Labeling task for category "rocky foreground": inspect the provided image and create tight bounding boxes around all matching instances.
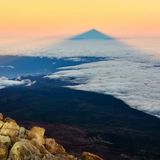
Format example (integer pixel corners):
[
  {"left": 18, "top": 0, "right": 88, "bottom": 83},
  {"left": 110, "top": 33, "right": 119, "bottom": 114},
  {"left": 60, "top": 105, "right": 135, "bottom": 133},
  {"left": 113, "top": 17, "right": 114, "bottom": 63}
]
[{"left": 0, "top": 113, "right": 103, "bottom": 160}]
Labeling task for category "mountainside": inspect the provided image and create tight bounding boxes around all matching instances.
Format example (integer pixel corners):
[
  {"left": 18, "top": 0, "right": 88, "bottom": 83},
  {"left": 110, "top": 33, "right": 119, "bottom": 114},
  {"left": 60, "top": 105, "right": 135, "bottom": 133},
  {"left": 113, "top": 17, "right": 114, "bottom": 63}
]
[
  {"left": 0, "top": 113, "right": 102, "bottom": 160},
  {"left": 0, "top": 77, "right": 160, "bottom": 160},
  {"left": 69, "top": 29, "right": 114, "bottom": 40}
]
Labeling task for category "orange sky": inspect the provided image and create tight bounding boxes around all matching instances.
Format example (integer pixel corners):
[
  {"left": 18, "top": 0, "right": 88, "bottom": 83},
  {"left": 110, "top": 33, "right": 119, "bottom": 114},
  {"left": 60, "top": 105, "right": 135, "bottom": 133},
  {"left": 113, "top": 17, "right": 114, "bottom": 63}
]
[{"left": 0, "top": 0, "right": 160, "bottom": 37}]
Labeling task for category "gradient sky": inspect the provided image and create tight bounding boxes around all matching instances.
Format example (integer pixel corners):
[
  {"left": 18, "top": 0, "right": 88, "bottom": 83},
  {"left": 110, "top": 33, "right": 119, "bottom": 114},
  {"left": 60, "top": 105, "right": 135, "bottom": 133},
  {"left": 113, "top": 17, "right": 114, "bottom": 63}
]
[{"left": 0, "top": 0, "right": 160, "bottom": 37}]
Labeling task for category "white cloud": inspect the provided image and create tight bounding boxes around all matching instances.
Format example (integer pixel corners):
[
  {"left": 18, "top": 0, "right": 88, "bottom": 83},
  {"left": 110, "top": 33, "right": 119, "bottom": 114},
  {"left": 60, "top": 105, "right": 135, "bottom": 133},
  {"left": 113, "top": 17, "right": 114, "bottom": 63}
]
[
  {"left": 46, "top": 59, "right": 160, "bottom": 117},
  {"left": 1, "top": 38, "right": 160, "bottom": 117},
  {"left": 0, "top": 77, "right": 36, "bottom": 89}
]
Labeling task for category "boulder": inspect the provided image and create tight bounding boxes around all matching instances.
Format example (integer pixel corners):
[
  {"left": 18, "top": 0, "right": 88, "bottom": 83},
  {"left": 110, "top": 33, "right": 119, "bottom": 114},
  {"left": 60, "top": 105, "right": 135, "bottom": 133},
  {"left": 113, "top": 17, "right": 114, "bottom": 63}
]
[
  {"left": 9, "top": 140, "right": 42, "bottom": 160},
  {"left": 9, "top": 140, "right": 57, "bottom": 160},
  {"left": 19, "top": 127, "right": 26, "bottom": 138},
  {"left": 0, "top": 146, "right": 8, "bottom": 160},
  {"left": 0, "top": 135, "right": 11, "bottom": 147},
  {"left": 81, "top": 152, "right": 103, "bottom": 160},
  {"left": 0, "top": 121, "right": 20, "bottom": 137},
  {"left": 27, "top": 127, "right": 45, "bottom": 145},
  {"left": 0, "top": 135, "right": 11, "bottom": 160}
]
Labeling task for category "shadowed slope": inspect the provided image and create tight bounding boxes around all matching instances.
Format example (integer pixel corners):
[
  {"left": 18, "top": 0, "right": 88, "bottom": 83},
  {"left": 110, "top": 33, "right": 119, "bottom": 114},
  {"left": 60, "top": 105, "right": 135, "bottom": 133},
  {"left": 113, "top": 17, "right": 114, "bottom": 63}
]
[
  {"left": 0, "top": 77, "right": 160, "bottom": 159},
  {"left": 69, "top": 29, "right": 114, "bottom": 40}
]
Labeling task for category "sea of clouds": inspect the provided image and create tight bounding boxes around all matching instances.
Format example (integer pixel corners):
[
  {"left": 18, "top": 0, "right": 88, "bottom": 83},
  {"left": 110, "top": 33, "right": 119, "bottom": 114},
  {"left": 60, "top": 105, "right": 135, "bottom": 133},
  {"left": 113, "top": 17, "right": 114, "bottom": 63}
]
[
  {"left": 0, "top": 38, "right": 160, "bottom": 117},
  {"left": 46, "top": 59, "right": 160, "bottom": 117},
  {"left": 45, "top": 39, "right": 160, "bottom": 117}
]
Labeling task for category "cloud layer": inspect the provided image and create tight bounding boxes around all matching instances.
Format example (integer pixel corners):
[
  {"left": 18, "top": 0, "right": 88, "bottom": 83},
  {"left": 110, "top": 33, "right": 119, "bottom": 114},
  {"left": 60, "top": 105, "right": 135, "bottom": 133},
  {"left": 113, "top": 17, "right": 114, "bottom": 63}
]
[
  {"left": 46, "top": 57, "right": 160, "bottom": 117},
  {"left": 0, "top": 77, "right": 35, "bottom": 89}
]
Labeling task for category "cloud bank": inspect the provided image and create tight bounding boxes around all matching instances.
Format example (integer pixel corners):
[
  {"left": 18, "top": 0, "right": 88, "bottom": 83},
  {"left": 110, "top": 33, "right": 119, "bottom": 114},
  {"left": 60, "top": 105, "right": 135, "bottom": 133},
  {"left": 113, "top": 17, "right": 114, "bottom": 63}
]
[
  {"left": 0, "top": 77, "right": 36, "bottom": 89},
  {"left": 46, "top": 58, "right": 160, "bottom": 117}
]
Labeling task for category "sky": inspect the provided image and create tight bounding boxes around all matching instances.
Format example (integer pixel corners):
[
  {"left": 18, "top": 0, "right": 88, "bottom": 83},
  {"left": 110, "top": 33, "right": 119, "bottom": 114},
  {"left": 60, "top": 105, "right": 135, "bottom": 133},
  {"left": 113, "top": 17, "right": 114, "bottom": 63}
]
[{"left": 0, "top": 0, "right": 160, "bottom": 37}]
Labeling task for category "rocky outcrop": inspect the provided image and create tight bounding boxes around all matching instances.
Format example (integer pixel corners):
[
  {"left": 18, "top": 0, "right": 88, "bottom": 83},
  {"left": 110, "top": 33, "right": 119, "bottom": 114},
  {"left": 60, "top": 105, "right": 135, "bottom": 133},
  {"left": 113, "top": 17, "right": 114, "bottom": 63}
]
[
  {"left": 27, "top": 127, "right": 45, "bottom": 145},
  {"left": 0, "top": 113, "right": 103, "bottom": 160}
]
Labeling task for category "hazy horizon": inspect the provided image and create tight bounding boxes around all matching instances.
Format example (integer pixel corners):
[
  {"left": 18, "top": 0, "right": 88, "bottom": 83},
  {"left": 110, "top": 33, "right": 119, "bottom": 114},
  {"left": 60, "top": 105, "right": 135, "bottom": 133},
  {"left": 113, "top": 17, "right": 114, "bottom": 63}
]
[{"left": 0, "top": 33, "right": 160, "bottom": 58}]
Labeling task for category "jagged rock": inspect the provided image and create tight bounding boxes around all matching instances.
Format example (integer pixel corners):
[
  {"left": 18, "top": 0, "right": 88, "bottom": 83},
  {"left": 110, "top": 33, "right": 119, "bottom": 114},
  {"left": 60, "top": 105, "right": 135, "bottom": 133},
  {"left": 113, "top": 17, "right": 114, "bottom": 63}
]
[
  {"left": 30, "top": 139, "right": 51, "bottom": 155},
  {"left": 9, "top": 139, "right": 59, "bottom": 160},
  {"left": 27, "top": 127, "right": 45, "bottom": 145},
  {"left": 0, "top": 120, "right": 20, "bottom": 137},
  {"left": 0, "top": 114, "right": 103, "bottom": 160},
  {"left": 19, "top": 127, "right": 26, "bottom": 138},
  {"left": 0, "top": 121, "right": 4, "bottom": 129},
  {"left": 0, "top": 146, "right": 8, "bottom": 160},
  {"left": 0, "top": 135, "right": 11, "bottom": 160},
  {"left": 81, "top": 152, "right": 103, "bottom": 160},
  {"left": 45, "top": 138, "right": 66, "bottom": 154},
  {"left": 0, "top": 113, "right": 3, "bottom": 121},
  {"left": 0, "top": 135, "right": 11, "bottom": 147},
  {"left": 9, "top": 140, "right": 43, "bottom": 160}
]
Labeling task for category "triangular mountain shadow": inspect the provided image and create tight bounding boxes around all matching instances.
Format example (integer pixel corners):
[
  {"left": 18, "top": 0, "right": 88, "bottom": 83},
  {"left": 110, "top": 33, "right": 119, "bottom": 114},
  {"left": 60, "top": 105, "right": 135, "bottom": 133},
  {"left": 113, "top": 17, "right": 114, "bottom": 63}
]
[{"left": 69, "top": 29, "right": 114, "bottom": 40}]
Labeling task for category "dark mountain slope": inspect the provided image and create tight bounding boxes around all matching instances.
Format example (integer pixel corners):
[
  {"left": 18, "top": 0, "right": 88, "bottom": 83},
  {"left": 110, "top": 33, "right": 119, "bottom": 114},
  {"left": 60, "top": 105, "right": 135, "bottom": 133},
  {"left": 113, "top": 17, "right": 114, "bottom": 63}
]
[{"left": 0, "top": 78, "right": 160, "bottom": 159}]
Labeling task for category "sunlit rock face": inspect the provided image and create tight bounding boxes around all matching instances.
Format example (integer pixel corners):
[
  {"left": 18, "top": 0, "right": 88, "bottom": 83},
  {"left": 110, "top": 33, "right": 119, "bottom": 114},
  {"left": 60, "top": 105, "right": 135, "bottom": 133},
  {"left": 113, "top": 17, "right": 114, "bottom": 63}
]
[{"left": 0, "top": 113, "right": 103, "bottom": 160}]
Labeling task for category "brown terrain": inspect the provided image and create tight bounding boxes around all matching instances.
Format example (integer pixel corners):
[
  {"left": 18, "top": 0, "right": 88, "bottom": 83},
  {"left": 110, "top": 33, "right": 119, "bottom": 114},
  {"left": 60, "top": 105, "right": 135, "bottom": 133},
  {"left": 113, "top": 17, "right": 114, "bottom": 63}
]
[{"left": 0, "top": 113, "right": 103, "bottom": 160}]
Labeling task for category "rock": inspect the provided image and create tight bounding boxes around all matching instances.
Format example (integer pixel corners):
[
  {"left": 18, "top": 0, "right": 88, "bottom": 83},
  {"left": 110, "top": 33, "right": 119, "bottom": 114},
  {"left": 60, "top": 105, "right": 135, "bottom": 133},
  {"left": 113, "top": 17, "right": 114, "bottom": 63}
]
[
  {"left": 0, "top": 135, "right": 11, "bottom": 160},
  {"left": 0, "top": 113, "right": 103, "bottom": 160},
  {"left": 0, "top": 135, "right": 11, "bottom": 147},
  {"left": 81, "top": 152, "right": 103, "bottom": 160},
  {"left": 0, "top": 146, "right": 8, "bottom": 160},
  {"left": 27, "top": 127, "right": 45, "bottom": 145},
  {"left": 9, "top": 140, "right": 42, "bottom": 160},
  {"left": 0, "top": 121, "right": 4, "bottom": 129},
  {"left": 9, "top": 140, "right": 57, "bottom": 160},
  {"left": 0, "top": 121, "right": 20, "bottom": 137},
  {"left": 9, "top": 139, "right": 76, "bottom": 160},
  {"left": 30, "top": 139, "right": 50, "bottom": 155},
  {"left": 45, "top": 138, "right": 65, "bottom": 154},
  {"left": 19, "top": 127, "right": 26, "bottom": 138},
  {"left": 0, "top": 113, "right": 3, "bottom": 121}
]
